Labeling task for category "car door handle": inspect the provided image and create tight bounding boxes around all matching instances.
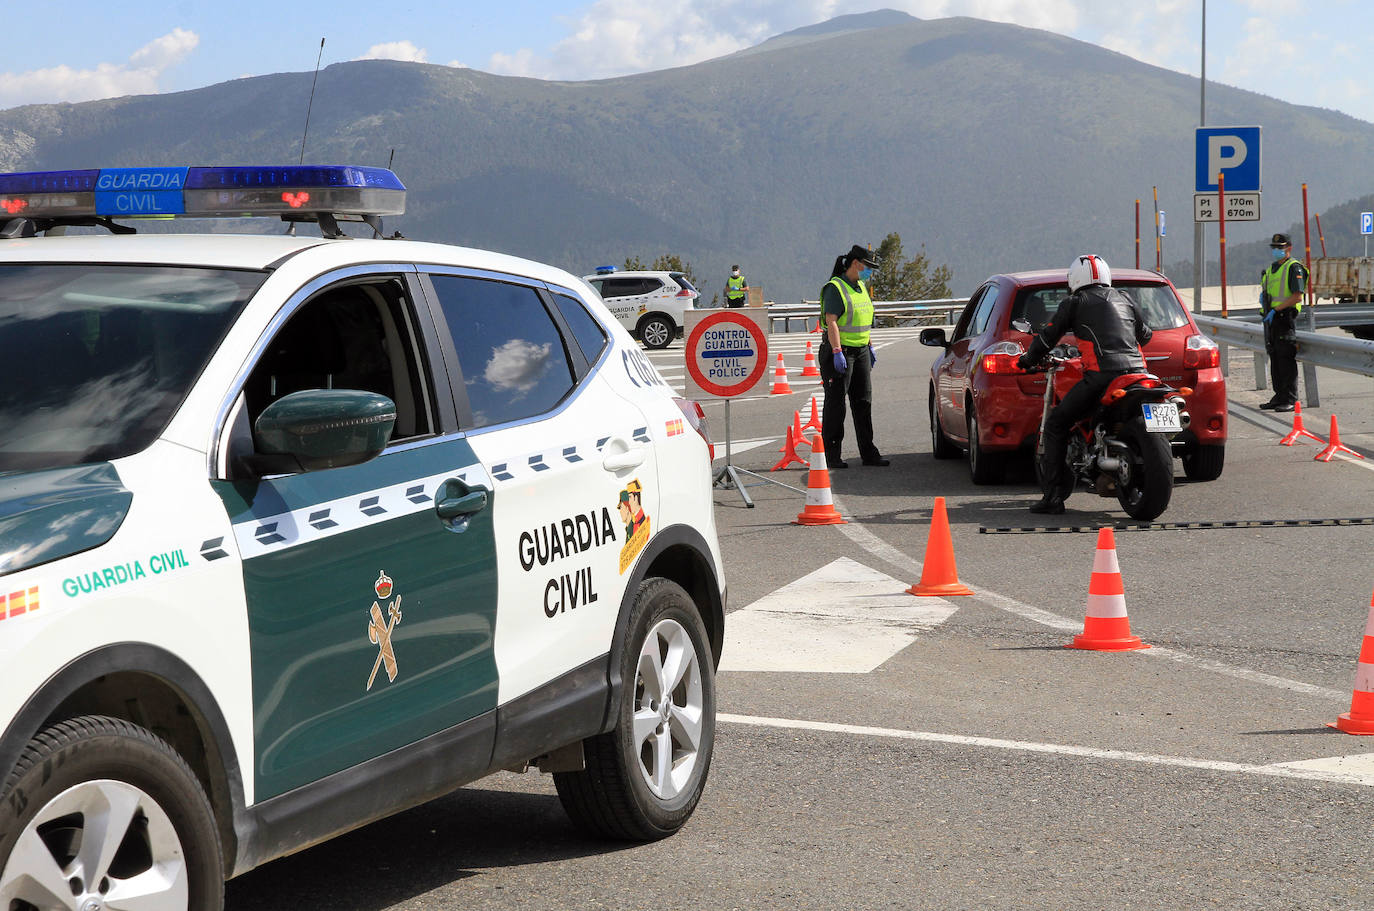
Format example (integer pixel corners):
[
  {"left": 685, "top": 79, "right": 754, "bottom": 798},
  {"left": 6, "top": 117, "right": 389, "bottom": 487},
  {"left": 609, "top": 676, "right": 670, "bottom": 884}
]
[
  {"left": 601, "top": 437, "right": 646, "bottom": 472},
  {"left": 435, "top": 478, "right": 488, "bottom": 520}
]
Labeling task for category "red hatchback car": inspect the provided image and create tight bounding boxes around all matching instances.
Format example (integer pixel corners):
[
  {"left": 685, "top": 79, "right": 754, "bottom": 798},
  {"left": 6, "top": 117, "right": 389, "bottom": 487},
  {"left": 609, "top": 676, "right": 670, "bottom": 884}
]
[{"left": 921, "top": 269, "right": 1226, "bottom": 484}]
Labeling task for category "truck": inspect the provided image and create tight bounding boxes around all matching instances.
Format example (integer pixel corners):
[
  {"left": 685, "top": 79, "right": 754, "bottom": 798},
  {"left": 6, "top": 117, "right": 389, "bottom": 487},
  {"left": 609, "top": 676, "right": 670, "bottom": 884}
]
[{"left": 1310, "top": 257, "right": 1374, "bottom": 339}]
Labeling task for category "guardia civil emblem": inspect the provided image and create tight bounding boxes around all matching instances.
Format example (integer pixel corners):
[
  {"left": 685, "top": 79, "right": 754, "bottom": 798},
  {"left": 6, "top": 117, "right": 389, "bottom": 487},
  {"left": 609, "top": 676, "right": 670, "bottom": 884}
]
[{"left": 366, "top": 570, "right": 403, "bottom": 691}]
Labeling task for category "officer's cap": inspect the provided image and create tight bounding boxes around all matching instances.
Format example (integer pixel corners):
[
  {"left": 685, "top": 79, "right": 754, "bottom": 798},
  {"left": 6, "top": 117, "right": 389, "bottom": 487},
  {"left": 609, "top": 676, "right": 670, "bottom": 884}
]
[
  {"left": 845, "top": 245, "right": 881, "bottom": 268},
  {"left": 1269, "top": 233, "right": 1292, "bottom": 248}
]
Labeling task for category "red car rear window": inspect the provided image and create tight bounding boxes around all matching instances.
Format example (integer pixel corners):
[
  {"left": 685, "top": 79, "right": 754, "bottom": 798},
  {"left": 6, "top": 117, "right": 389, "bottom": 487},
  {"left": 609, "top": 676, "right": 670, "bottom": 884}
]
[{"left": 1010, "top": 282, "right": 1190, "bottom": 334}]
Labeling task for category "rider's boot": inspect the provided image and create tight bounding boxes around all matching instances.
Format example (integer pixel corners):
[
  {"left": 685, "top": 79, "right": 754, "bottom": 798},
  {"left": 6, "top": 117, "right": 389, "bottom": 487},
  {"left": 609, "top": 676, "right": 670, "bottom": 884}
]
[{"left": 1029, "top": 495, "right": 1065, "bottom": 515}]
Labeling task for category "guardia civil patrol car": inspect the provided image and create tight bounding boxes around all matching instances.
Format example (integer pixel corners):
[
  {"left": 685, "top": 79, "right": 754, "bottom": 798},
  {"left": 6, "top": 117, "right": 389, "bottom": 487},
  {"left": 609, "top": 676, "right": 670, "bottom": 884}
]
[{"left": 0, "top": 166, "right": 725, "bottom": 909}]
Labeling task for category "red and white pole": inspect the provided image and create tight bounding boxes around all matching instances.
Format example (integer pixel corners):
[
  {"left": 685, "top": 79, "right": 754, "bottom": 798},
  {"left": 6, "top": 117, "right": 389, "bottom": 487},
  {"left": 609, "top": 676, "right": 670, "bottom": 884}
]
[{"left": 1218, "top": 172, "right": 1227, "bottom": 319}]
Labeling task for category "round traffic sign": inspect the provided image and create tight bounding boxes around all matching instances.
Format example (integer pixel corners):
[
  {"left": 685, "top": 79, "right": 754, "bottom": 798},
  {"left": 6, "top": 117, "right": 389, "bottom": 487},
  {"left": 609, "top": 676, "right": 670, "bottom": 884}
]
[{"left": 684, "top": 310, "right": 769, "bottom": 398}]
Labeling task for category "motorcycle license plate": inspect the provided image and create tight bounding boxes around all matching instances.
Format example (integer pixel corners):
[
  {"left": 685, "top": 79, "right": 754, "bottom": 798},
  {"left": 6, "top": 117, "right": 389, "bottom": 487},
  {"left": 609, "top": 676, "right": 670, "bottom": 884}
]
[{"left": 1141, "top": 402, "right": 1181, "bottom": 432}]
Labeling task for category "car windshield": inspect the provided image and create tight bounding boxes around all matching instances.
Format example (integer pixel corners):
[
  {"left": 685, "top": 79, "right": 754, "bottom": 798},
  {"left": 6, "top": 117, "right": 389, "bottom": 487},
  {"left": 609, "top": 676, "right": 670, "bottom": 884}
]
[
  {"left": 0, "top": 264, "right": 264, "bottom": 472},
  {"left": 1010, "top": 281, "right": 1190, "bottom": 334}
]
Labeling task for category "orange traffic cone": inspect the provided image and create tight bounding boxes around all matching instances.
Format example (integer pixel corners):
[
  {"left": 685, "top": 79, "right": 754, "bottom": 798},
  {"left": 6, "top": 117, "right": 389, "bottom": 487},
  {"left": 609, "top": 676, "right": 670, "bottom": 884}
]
[
  {"left": 1329, "top": 591, "right": 1374, "bottom": 734},
  {"left": 770, "top": 352, "right": 793, "bottom": 395},
  {"left": 777, "top": 410, "right": 804, "bottom": 451},
  {"left": 801, "top": 396, "right": 823, "bottom": 434},
  {"left": 793, "top": 434, "right": 845, "bottom": 526},
  {"left": 801, "top": 342, "right": 821, "bottom": 377},
  {"left": 1314, "top": 414, "right": 1364, "bottom": 462},
  {"left": 906, "top": 497, "right": 973, "bottom": 597},
  {"left": 771, "top": 420, "right": 811, "bottom": 471},
  {"left": 1279, "top": 402, "right": 1324, "bottom": 446},
  {"left": 1066, "top": 527, "right": 1149, "bottom": 651}
]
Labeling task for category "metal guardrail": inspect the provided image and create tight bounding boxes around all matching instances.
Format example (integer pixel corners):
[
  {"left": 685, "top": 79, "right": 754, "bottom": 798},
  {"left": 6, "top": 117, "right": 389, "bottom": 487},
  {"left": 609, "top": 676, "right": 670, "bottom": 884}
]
[
  {"left": 767, "top": 298, "right": 965, "bottom": 333},
  {"left": 1194, "top": 312, "right": 1374, "bottom": 409},
  {"left": 1213, "top": 301, "right": 1374, "bottom": 330}
]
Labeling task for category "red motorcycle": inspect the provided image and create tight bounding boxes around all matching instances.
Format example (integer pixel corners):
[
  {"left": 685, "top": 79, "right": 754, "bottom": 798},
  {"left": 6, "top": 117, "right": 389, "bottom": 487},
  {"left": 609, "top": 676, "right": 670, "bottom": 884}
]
[{"left": 1028, "top": 345, "right": 1190, "bottom": 521}]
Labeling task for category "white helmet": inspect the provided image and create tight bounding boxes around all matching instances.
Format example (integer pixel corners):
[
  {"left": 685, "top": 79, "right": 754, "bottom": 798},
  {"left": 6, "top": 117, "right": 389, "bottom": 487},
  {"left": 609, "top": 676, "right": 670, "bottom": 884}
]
[{"left": 1067, "top": 254, "right": 1112, "bottom": 292}]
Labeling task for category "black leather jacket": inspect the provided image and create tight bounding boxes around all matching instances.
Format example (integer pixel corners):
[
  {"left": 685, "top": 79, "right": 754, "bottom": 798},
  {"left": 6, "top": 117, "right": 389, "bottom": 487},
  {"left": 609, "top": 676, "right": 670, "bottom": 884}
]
[{"left": 1024, "top": 285, "right": 1152, "bottom": 374}]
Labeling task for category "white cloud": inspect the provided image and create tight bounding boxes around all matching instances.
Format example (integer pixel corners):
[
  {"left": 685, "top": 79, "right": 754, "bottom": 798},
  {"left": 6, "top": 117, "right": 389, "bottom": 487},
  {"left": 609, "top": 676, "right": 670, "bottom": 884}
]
[
  {"left": 0, "top": 29, "right": 199, "bottom": 109},
  {"left": 355, "top": 41, "right": 429, "bottom": 63}
]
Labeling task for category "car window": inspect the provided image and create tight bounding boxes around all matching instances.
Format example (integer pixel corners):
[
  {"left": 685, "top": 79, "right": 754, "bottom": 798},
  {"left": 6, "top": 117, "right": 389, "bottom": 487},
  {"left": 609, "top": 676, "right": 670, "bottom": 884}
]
[
  {"left": 639, "top": 278, "right": 665, "bottom": 295},
  {"left": 952, "top": 285, "right": 995, "bottom": 342},
  {"left": 552, "top": 292, "right": 608, "bottom": 364},
  {"left": 1010, "top": 282, "right": 1190, "bottom": 333},
  {"left": 240, "top": 277, "right": 434, "bottom": 443},
  {"left": 0, "top": 264, "right": 262, "bottom": 472},
  {"left": 597, "top": 278, "right": 637, "bottom": 299},
  {"left": 670, "top": 272, "right": 696, "bottom": 292},
  {"left": 428, "top": 275, "right": 577, "bottom": 428}
]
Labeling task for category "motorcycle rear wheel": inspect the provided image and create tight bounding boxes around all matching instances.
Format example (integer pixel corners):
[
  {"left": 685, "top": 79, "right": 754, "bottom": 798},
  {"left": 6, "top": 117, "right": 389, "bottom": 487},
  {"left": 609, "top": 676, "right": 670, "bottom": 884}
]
[{"left": 1116, "top": 420, "right": 1173, "bottom": 520}]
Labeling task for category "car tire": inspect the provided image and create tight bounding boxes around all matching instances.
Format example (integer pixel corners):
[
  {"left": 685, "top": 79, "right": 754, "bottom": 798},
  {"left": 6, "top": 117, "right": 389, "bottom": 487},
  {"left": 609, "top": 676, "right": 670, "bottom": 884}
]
[
  {"left": 967, "top": 407, "right": 1003, "bottom": 484},
  {"left": 554, "top": 578, "right": 715, "bottom": 841},
  {"left": 1182, "top": 443, "right": 1225, "bottom": 481},
  {"left": 0, "top": 715, "right": 224, "bottom": 911},
  {"left": 930, "top": 387, "right": 958, "bottom": 459},
  {"left": 637, "top": 315, "right": 675, "bottom": 350}
]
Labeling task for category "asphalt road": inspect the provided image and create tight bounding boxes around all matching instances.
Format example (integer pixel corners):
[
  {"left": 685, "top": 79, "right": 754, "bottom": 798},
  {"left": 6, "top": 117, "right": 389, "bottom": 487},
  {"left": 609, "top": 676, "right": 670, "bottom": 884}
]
[{"left": 226, "top": 329, "right": 1374, "bottom": 910}]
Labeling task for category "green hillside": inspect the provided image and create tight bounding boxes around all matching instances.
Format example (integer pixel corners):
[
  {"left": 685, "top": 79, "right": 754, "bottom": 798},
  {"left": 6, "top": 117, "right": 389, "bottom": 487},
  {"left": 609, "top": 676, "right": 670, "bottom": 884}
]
[{"left": 2, "top": 13, "right": 1371, "bottom": 300}]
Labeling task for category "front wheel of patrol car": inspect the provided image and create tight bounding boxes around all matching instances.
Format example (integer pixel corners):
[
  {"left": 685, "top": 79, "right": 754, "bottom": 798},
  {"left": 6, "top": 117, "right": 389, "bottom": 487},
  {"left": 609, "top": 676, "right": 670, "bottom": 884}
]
[
  {"left": 554, "top": 578, "right": 715, "bottom": 841},
  {"left": 637, "top": 315, "right": 675, "bottom": 350},
  {"left": 0, "top": 715, "right": 224, "bottom": 911}
]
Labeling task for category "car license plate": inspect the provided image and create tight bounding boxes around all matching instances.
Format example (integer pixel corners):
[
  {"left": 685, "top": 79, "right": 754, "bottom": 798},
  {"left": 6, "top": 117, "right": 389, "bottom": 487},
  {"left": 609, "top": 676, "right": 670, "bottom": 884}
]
[{"left": 1141, "top": 402, "right": 1181, "bottom": 432}]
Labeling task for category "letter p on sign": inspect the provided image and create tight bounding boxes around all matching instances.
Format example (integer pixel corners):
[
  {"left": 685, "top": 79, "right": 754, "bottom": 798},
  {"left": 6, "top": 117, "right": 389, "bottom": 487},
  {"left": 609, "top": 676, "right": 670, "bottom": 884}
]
[{"left": 1195, "top": 126, "right": 1261, "bottom": 193}]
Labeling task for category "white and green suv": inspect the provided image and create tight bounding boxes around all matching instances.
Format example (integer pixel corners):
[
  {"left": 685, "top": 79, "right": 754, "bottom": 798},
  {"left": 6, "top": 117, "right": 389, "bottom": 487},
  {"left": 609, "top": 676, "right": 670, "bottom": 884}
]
[
  {"left": 582, "top": 268, "right": 699, "bottom": 349},
  {"left": 0, "top": 166, "right": 725, "bottom": 910}
]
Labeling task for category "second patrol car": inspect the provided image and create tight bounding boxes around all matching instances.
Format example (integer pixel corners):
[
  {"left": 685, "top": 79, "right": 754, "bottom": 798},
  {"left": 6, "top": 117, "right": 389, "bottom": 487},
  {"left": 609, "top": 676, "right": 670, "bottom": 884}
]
[{"left": 0, "top": 165, "right": 725, "bottom": 910}]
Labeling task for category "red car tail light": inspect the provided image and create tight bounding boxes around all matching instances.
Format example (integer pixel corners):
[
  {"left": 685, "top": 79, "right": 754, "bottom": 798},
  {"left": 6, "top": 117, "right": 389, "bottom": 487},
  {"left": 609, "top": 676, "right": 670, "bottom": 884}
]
[
  {"left": 1183, "top": 333, "right": 1219, "bottom": 369},
  {"left": 980, "top": 341, "right": 1024, "bottom": 375},
  {"left": 676, "top": 287, "right": 695, "bottom": 297},
  {"left": 674, "top": 397, "right": 713, "bottom": 460}
]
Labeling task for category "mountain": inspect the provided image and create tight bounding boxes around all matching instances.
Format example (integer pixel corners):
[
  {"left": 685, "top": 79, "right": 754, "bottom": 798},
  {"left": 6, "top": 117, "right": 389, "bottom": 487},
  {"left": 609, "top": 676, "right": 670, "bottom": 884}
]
[{"left": 2, "top": 14, "right": 1372, "bottom": 302}]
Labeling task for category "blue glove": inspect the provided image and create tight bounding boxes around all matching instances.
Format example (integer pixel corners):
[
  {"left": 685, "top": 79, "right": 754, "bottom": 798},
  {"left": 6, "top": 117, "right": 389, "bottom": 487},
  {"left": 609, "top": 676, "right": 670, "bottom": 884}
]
[
  {"left": 868, "top": 345, "right": 877, "bottom": 369},
  {"left": 1263, "top": 309, "right": 1275, "bottom": 324},
  {"left": 832, "top": 350, "right": 848, "bottom": 373}
]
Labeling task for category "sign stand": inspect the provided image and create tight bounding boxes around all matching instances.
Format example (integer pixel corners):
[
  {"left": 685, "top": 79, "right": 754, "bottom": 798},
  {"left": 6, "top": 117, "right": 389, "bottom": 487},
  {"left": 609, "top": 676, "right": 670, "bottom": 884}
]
[
  {"left": 711, "top": 399, "right": 802, "bottom": 508},
  {"left": 684, "top": 308, "right": 803, "bottom": 508}
]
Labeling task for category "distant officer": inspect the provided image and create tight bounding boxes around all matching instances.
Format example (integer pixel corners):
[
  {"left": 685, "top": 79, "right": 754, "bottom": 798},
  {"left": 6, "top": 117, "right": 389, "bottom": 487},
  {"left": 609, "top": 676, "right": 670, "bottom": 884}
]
[
  {"left": 724, "top": 265, "right": 748, "bottom": 308},
  {"left": 818, "top": 244, "right": 888, "bottom": 468},
  {"left": 1258, "top": 233, "right": 1307, "bottom": 412}
]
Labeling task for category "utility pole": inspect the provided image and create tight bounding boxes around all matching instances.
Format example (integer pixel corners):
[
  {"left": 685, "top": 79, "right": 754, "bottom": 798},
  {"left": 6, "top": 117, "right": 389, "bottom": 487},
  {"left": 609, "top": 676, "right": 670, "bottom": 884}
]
[{"left": 1192, "top": 0, "right": 1206, "bottom": 313}]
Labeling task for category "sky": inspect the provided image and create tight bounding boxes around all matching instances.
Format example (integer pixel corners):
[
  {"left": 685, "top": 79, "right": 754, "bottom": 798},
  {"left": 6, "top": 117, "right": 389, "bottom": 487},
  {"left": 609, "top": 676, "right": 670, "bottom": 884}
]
[{"left": 3, "top": 1, "right": 1371, "bottom": 124}]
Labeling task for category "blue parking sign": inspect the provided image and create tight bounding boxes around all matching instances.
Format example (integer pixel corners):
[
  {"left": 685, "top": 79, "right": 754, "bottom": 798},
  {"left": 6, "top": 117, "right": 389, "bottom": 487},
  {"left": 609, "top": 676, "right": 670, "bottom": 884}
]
[
  {"left": 1195, "top": 127, "right": 1261, "bottom": 192},
  {"left": 1362, "top": 212, "right": 1373, "bottom": 236}
]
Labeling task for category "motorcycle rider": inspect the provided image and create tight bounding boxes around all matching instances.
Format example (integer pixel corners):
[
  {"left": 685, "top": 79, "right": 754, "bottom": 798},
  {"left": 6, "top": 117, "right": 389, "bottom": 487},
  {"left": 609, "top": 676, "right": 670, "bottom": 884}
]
[{"left": 1016, "top": 255, "right": 1153, "bottom": 514}]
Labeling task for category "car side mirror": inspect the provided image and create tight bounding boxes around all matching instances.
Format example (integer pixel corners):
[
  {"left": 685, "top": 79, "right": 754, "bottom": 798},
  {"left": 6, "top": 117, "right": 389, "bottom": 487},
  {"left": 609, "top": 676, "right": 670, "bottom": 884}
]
[
  {"left": 255, "top": 389, "right": 396, "bottom": 473},
  {"left": 919, "top": 327, "right": 948, "bottom": 348}
]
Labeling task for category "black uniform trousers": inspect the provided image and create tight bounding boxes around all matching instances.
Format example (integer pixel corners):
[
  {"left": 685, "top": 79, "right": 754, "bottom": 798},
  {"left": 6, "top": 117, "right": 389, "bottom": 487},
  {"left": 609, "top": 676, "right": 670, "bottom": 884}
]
[
  {"left": 1038, "top": 370, "right": 1116, "bottom": 501},
  {"left": 818, "top": 341, "right": 879, "bottom": 463},
  {"left": 725, "top": 295, "right": 746, "bottom": 309},
  {"left": 1264, "top": 311, "right": 1299, "bottom": 405}
]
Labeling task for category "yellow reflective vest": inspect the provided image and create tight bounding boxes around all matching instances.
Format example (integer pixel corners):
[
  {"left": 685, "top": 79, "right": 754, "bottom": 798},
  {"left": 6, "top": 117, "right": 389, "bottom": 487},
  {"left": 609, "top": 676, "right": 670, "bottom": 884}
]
[
  {"left": 822, "top": 277, "right": 874, "bottom": 346},
  {"left": 1262, "top": 257, "right": 1305, "bottom": 313}
]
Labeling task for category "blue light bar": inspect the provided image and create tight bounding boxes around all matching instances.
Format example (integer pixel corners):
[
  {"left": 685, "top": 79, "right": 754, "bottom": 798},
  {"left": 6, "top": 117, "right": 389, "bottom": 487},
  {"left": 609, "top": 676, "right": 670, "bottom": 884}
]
[
  {"left": 0, "top": 165, "right": 406, "bottom": 221},
  {"left": 595, "top": 265, "right": 616, "bottom": 274}
]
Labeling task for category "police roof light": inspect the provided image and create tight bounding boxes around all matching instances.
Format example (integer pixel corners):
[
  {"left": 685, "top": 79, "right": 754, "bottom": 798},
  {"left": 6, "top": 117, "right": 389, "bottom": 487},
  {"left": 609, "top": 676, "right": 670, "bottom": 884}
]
[
  {"left": 595, "top": 265, "right": 616, "bottom": 274},
  {"left": 0, "top": 165, "right": 406, "bottom": 221}
]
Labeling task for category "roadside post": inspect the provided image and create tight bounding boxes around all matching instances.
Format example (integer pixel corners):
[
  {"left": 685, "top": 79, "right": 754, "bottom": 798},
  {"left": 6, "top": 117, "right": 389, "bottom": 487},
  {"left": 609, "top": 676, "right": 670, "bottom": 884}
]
[
  {"left": 1302, "top": 183, "right": 1319, "bottom": 407},
  {"left": 685, "top": 308, "right": 800, "bottom": 507}
]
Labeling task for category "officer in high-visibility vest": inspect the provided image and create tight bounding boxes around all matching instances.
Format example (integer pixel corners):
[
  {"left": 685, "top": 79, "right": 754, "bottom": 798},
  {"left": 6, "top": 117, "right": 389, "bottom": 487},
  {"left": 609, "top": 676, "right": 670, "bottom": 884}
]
[
  {"left": 1258, "top": 233, "right": 1307, "bottom": 413},
  {"left": 818, "top": 244, "right": 888, "bottom": 468},
  {"left": 724, "top": 265, "right": 748, "bottom": 308}
]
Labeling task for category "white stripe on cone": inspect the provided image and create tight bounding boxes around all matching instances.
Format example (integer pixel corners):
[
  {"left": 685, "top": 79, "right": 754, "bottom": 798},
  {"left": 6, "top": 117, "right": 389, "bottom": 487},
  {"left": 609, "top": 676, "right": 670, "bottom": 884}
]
[
  {"left": 1085, "top": 592, "right": 1128, "bottom": 619},
  {"left": 1092, "top": 548, "right": 1120, "bottom": 574}
]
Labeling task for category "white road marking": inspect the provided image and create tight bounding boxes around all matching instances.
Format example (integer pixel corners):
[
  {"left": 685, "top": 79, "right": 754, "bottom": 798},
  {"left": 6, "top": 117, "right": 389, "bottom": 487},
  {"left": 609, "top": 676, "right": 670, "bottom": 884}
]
[
  {"left": 718, "top": 713, "right": 1374, "bottom": 788},
  {"left": 712, "top": 438, "right": 776, "bottom": 460},
  {"left": 718, "top": 557, "right": 959, "bottom": 673}
]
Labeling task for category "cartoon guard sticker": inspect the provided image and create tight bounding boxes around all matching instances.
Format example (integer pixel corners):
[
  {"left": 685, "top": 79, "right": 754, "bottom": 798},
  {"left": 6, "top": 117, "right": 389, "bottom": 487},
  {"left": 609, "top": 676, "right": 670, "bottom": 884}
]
[
  {"left": 617, "top": 479, "right": 651, "bottom": 574},
  {"left": 366, "top": 570, "right": 403, "bottom": 691}
]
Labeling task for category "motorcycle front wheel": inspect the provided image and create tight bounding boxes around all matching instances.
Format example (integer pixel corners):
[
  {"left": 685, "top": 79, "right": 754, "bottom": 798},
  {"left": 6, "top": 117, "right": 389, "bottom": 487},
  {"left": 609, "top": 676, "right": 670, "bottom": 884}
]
[{"left": 1116, "top": 419, "right": 1173, "bottom": 520}]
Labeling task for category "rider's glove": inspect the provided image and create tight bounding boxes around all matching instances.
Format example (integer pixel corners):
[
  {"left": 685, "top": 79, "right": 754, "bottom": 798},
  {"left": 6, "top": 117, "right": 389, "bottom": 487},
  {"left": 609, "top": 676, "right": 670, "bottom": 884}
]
[
  {"left": 1016, "top": 354, "right": 1034, "bottom": 372},
  {"left": 868, "top": 345, "right": 877, "bottom": 369},
  {"left": 832, "top": 350, "right": 848, "bottom": 373},
  {"left": 1263, "top": 309, "right": 1276, "bottom": 324}
]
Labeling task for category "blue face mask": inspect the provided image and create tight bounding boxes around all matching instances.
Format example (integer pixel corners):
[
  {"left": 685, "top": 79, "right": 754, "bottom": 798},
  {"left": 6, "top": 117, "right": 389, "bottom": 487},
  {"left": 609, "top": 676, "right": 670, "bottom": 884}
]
[
  {"left": 859, "top": 268, "right": 873, "bottom": 282},
  {"left": 1271, "top": 248, "right": 1287, "bottom": 261}
]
